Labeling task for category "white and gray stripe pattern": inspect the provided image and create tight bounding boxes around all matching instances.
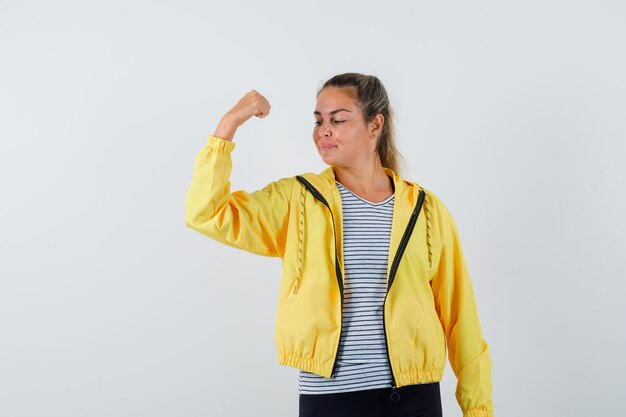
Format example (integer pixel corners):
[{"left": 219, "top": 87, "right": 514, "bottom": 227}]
[{"left": 298, "top": 180, "right": 395, "bottom": 395}]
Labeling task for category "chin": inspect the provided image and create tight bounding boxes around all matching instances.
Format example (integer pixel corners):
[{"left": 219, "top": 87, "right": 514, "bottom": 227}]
[{"left": 321, "top": 155, "right": 336, "bottom": 165}]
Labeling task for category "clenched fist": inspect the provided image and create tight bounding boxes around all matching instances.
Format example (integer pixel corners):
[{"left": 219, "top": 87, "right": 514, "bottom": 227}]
[{"left": 213, "top": 90, "right": 271, "bottom": 141}]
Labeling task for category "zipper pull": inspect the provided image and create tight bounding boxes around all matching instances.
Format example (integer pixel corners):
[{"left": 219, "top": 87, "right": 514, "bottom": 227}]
[{"left": 390, "top": 385, "right": 400, "bottom": 402}]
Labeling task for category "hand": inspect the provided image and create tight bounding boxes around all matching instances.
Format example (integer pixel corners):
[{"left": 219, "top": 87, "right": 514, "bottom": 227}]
[
  {"left": 213, "top": 90, "right": 271, "bottom": 141},
  {"left": 225, "top": 89, "right": 271, "bottom": 126}
]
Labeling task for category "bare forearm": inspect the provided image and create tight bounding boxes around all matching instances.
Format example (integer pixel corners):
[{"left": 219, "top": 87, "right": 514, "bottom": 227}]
[{"left": 213, "top": 114, "right": 240, "bottom": 142}]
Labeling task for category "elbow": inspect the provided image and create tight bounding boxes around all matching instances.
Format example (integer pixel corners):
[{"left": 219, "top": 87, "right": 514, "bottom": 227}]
[
  {"left": 184, "top": 204, "right": 206, "bottom": 231},
  {"left": 184, "top": 204, "right": 196, "bottom": 229},
  {"left": 185, "top": 208, "right": 209, "bottom": 231},
  {"left": 184, "top": 204, "right": 222, "bottom": 237},
  {"left": 184, "top": 214, "right": 199, "bottom": 232},
  {"left": 184, "top": 197, "right": 214, "bottom": 230},
  {"left": 184, "top": 216, "right": 195, "bottom": 229}
]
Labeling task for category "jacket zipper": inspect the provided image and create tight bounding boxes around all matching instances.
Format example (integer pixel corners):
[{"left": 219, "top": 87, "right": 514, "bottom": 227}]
[
  {"left": 296, "top": 176, "right": 344, "bottom": 379},
  {"left": 383, "top": 188, "right": 425, "bottom": 401},
  {"left": 295, "top": 176, "right": 425, "bottom": 399}
]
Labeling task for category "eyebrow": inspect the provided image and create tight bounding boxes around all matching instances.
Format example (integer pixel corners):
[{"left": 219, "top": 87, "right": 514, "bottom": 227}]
[{"left": 313, "top": 108, "right": 352, "bottom": 116}]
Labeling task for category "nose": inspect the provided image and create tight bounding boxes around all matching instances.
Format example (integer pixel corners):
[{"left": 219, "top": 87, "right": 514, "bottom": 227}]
[{"left": 318, "top": 120, "right": 332, "bottom": 137}]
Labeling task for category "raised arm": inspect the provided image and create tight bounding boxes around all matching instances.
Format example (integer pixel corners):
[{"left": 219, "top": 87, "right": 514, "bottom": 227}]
[{"left": 184, "top": 91, "right": 293, "bottom": 258}]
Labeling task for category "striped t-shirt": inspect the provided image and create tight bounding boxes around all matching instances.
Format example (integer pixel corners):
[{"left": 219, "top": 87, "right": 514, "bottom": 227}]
[{"left": 298, "top": 179, "right": 395, "bottom": 395}]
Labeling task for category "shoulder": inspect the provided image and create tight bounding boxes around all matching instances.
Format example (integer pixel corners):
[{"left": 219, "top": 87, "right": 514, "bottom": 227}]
[
  {"left": 421, "top": 187, "right": 450, "bottom": 216},
  {"left": 256, "top": 175, "right": 296, "bottom": 199},
  {"left": 398, "top": 177, "right": 451, "bottom": 219},
  {"left": 416, "top": 185, "right": 459, "bottom": 241}
]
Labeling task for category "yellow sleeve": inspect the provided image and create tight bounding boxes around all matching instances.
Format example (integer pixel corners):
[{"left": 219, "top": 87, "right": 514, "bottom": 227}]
[
  {"left": 184, "top": 135, "right": 293, "bottom": 258},
  {"left": 430, "top": 211, "right": 495, "bottom": 417}
]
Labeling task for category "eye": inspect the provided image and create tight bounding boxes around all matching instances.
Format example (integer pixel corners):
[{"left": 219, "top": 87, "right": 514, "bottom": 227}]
[{"left": 314, "top": 120, "right": 345, "bottom": 126}]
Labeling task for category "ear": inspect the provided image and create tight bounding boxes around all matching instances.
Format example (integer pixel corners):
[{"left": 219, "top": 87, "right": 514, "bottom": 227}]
[{"left": 369, "top": 113, "right": 385, "bottom": 139}]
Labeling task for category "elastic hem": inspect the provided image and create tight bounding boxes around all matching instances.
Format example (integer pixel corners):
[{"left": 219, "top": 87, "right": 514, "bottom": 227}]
[
  {"left": 206, "top": 134, "right": 236, "bottom": 152},
  {"left": 278, "top": 353, "right": 334, "bottom": 378},
  {"left": 395, "top": 367, "right": 444, "bottom": 387},
  {"left": 464, "top": 407, "right": 495, "bottom": 417},
  {"left": 278, "top": 352, "right": 446, "bottom": 387}
]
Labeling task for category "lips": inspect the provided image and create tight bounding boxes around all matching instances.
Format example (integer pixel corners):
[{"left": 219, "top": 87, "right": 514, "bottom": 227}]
[{"left": 320, "top": 144, "right": 336, "bottom": 150}]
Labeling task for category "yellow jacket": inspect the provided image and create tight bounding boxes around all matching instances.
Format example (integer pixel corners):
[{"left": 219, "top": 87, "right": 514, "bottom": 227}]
[{"left": 185, "top": 135, "right": 495, "bottom": 417}]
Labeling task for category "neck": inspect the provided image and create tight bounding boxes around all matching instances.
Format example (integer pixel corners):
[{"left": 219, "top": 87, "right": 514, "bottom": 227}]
[{"left": 332, "top": 161, "right": 392, "bottom": 195}]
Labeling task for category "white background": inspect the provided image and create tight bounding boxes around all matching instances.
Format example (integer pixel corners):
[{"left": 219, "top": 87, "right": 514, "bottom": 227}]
[{"left": 1, "top": 1, "right": 625, "bottom": 416}]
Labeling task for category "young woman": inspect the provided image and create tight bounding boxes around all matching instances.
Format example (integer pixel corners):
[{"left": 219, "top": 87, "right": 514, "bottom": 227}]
[{"left": 185, "top": 73, "right": 495, "bottom": 417}]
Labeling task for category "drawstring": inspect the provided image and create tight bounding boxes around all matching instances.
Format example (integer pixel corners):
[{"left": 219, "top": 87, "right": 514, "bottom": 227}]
[
  {"left": 293, "top": 185, "right": 431, "bottom": 291},
  {"left": 423, "top": 189, "right": 432, "bottom": 268},
  {"left": 293, "top": 185, "right": 306, "bottom": 294}
]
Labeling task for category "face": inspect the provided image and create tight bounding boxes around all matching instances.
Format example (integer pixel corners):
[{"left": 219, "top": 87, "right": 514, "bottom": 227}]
[{"left": 313, "top": 87, "right": 382, "bottom": 167}]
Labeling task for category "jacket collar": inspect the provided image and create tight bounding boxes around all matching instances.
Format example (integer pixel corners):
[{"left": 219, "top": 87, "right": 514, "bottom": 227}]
[
  {"left": 299, "top": 165, "right": 420, "bottom": 210},
  {"left": 297, "top": 165, "right": 425, "bottom": 279}
]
